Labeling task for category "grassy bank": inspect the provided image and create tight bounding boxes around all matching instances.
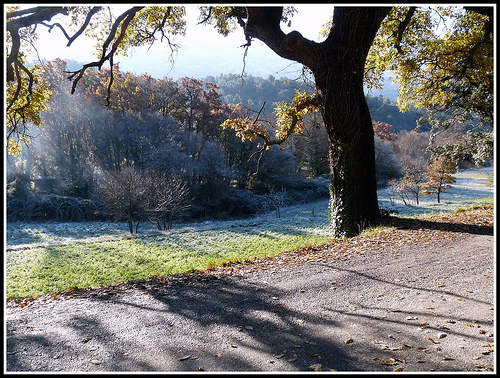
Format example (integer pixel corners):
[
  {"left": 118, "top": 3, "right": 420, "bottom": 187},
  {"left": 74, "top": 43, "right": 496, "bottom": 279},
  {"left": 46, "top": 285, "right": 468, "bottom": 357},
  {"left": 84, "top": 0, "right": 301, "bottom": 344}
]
[
  {"left": 6, "top": 183, "right": 493, "bottom": 300},
  {"left": 6, "top": 206, "right": 332, "bottom": 300}
]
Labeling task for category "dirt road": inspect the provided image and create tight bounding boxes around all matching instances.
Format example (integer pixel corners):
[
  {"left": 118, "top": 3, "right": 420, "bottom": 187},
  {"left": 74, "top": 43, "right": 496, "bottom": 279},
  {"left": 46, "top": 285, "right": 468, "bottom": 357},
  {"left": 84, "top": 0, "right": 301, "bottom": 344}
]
[{"left": 5, "top": 209, "right": 495, "bottom": 372}]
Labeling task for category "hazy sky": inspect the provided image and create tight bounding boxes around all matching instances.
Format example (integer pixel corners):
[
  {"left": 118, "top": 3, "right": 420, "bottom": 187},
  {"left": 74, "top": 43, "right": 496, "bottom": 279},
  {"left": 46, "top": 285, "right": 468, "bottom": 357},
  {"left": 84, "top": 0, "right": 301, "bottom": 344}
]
[{"left": 28, "top": 5, "right": 335, "bottom": 79}]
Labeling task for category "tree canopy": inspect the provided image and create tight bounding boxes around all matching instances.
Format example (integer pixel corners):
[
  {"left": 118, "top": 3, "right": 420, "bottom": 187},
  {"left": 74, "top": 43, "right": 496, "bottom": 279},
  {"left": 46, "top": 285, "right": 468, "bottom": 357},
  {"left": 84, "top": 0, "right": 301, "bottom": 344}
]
[{"left": 7, "top": 6, "right": 492, "bottom": 151}]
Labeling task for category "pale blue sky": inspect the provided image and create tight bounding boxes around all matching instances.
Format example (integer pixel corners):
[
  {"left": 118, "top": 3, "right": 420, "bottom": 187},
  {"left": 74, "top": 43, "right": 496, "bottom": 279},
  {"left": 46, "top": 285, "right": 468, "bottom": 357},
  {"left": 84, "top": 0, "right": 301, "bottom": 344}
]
[{"left": 28, "top": 5, "right": 335, "bottom": 79}]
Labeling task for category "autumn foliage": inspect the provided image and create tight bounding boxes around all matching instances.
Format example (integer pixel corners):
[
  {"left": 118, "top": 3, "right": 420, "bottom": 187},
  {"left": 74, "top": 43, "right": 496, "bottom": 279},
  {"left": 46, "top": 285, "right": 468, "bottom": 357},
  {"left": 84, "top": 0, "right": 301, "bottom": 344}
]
[{"left": 421, "top": 156, "right": 457, "bottom": 203}]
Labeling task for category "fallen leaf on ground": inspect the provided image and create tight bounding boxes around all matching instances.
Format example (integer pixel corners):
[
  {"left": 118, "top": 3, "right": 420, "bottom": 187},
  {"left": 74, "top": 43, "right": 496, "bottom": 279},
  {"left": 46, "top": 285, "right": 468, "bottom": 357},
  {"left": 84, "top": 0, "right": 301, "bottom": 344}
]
[
  {"left": 309, "top": 363, "right": 322, "bottom": 371},
  {"left": 379, "top": 359, "right": 399, "bottom": 365}
]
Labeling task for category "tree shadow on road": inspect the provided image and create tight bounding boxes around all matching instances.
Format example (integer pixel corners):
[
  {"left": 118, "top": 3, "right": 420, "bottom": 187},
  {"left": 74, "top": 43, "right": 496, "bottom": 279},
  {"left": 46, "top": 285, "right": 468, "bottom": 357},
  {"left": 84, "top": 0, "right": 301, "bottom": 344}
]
[{"left": 6, "top": 209, "right": 494, "bottom": 372}]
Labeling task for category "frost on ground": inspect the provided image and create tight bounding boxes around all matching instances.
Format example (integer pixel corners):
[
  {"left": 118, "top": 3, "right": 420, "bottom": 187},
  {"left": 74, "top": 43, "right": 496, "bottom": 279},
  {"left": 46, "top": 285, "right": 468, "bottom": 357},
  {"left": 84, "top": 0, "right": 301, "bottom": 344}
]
[
  {"left": 5, "top": 168, "right": 493, "bottom": 248},
  {"left": 378, "top": 167, "right": 493, "bottom": 217},
  {"left": 5, "top": 199, "right": 332, "bottom": 249}
]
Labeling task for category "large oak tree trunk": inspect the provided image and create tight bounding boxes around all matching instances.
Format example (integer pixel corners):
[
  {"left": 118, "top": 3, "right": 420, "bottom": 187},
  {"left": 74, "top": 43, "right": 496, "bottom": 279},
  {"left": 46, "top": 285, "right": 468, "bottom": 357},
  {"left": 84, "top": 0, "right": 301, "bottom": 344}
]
[
  {"left": 245, "top": 6, "right": 390, "bottom": 237},
  {"left": 312, "top": 8, "right": 386, "bottom": 236},
  {"left": 315, "top": 67, "right": 380, "bottom": 237}
]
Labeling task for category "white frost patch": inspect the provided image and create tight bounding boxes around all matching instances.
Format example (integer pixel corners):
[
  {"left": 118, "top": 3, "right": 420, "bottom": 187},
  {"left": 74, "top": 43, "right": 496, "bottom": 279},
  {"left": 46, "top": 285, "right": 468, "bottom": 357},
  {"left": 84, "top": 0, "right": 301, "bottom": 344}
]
[{"left": 5, "top": 168, "right": 493, "bottom": 248}]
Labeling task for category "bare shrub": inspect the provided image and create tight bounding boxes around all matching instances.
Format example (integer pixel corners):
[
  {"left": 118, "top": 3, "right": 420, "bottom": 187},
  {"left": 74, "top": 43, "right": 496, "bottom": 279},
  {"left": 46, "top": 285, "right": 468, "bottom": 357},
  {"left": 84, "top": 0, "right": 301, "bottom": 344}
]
[
  {"left": 144, "top": 171, "right": 192, "bottom": 230},
  {"left": 97, "top": 166, "right": 147, "bottom": 233}
]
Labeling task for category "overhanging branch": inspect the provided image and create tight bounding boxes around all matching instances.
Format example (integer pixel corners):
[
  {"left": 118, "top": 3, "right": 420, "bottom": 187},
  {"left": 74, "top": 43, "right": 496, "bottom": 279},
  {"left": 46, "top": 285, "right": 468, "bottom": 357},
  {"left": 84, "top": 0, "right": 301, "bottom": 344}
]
[
  {"left": 64, "top": 6, "right": 143, "bottom": 95},
  {"left": 393, "top": 7, "right": 416, "bottom": 54}
]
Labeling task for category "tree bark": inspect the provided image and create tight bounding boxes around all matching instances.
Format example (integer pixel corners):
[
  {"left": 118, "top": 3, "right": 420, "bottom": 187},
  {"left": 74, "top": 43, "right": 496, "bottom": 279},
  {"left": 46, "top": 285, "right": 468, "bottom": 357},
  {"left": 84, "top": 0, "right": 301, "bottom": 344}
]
[
  {"left": 314, "top": 7, "right": 389, "bottom": 237},
  {"left": 244, "top": 6, "right": 390, "bottom": 237}
]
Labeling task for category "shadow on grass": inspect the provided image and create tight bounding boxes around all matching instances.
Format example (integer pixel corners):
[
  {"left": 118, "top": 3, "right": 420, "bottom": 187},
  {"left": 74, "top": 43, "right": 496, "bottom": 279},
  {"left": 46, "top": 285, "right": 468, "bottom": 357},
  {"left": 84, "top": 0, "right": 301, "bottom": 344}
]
[{"left": 377, "top": 214, "right": 493, "bottom": 236}]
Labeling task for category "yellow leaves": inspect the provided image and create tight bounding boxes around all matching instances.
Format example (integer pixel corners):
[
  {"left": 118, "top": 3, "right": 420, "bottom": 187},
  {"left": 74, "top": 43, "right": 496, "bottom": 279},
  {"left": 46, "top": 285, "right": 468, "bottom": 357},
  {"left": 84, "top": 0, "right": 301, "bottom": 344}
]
[
  {"left": 220, "top": 90, "right": 318, "bottom": 150},
  {"left": 7, "top": 139, "right": 22, "bottom": 158},
  {"left": 198, "top": 6, "right": 239, "bottom": 36},
  {"left": 368, "top": 6, "right": 492, "bottom": 118},
  {"left": 125, "top": 7, "right": 187, "bottom": 50},
  {"left": 6, "top": 61, "right": 52, "bottom": 156},
  {"left": 220, "top": 118, "right": 268, "bottom": 142}
]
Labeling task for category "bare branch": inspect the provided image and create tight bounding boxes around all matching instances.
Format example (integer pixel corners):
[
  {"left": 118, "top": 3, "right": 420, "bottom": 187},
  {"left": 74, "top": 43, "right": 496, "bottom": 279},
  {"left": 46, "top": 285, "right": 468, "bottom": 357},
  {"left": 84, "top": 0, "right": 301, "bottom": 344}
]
[
  {"left": 39, "top": 21, "right": 72, "bottom": 39},
  {"left": 106, "top": 55, "right": 114, "bottom": 106},
  {"left": 253, "top": 100, "right": 266, "bottom": 124},
  {"left": 64, "top": 7, "right": 143, "bottom": 95}
]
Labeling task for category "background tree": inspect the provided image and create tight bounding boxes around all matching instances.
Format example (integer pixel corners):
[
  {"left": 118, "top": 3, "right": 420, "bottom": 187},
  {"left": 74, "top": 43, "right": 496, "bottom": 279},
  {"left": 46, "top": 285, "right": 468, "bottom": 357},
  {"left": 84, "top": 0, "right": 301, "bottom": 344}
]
[
  {"left": 392, "top": 130, "right": 431, "bottom": 173},
  {"left": 144, "top": 171, "right": 191, "bottom": 230},
  {"left": 389, "top": 163, "right": 426, "bottom": 205},
  {"left": 288, "top": 113, "right": 330, "bottom": 178},
  {"left": 421, "top": 156, "right": 457, "bottom": 203}
]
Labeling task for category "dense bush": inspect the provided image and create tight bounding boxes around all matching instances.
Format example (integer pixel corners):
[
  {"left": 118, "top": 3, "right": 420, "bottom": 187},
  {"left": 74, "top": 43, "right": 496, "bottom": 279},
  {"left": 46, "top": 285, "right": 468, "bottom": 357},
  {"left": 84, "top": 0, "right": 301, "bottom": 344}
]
[{"left": 7, "top": 193, "right": 105, "bottom": 222}]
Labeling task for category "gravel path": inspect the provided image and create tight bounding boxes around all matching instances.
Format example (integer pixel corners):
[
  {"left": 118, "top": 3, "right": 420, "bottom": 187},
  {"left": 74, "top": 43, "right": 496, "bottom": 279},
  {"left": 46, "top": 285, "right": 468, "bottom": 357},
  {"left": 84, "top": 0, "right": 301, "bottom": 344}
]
[{"left": 5, "top": 212, "right": 495, "bottom": 372}]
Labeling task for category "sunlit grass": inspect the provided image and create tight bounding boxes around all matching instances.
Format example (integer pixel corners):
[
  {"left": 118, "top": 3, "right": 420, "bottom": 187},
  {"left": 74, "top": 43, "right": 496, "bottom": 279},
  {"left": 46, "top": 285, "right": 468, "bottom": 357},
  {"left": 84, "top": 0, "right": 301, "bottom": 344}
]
[
  {"left": 6, "top": 219, "right": 333, "bottom": 299},
  {"left": 6, "top": 181, "right": 494, "bottom": 300}
]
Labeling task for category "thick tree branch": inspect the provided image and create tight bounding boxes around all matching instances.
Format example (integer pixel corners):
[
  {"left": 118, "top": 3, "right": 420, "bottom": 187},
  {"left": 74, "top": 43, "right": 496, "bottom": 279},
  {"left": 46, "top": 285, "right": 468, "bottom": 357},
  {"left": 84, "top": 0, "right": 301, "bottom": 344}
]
[
  {"left": 393, "top": 6, "right": 416, "bottom": 54},
  {"left": 7, "top": 7, "right": 67, "bottom": 69},
  {"left": 464, "top": 7, "right": 494, "bottom": 18},
  {"left": 243, "top": 7, "right": 319, "bottom": 68},
  {"left": 6, "top": 6, "right": 67, "bottom": 29},
  {"left": 65, "top": 6, "right": 143, "bottom": 95}
]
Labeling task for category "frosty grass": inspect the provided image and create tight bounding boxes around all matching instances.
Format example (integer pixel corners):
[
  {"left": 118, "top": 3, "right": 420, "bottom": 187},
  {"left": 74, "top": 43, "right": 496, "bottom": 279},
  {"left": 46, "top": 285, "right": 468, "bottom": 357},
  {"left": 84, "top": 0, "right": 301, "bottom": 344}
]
[{"left": 5, "top": 168, "right": 493, "bottom": 299}]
